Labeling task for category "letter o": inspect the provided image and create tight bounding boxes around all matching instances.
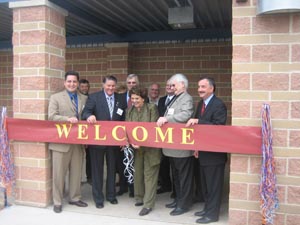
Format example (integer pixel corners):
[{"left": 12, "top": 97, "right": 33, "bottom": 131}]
[{"left": 132, "top": 126, "right": 148, "bottom": 142}]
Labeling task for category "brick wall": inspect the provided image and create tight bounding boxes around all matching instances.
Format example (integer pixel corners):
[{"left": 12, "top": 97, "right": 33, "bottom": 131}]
[
  {"left": 66, "top": 41, "right": 232, "bottom": 123},
  {"left": 0, "top": 51, "right": 13, "bottom": 116},
  {"left": 231, "top": 0, "right": 300, "bottom": 224}
]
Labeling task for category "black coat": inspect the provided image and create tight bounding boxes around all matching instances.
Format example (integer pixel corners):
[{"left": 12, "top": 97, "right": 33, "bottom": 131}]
[{"left": 195, "top": 95, "right": 228, "bottom": 166}]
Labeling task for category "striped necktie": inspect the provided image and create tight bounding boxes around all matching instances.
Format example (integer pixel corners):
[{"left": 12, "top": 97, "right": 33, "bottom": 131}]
[
  {"left": 107, "top": 96, "right": 113, "bottom": 118},
  {"left": 71, "top": 94, "right": 79, "bottom": 119}
]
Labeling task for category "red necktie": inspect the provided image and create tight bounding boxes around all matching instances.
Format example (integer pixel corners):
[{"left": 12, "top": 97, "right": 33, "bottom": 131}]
[
  {"left": 201, "top": 103, "right": 206, "bottom": 116},
  {"left": 127, "top": 98, "right": 132, "bottom": 108}
]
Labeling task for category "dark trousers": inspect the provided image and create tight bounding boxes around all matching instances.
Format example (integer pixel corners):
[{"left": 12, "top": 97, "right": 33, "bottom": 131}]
[
  {"left": 158, "top": 155, "right": 172, "bottom": 190},
  {"left": 89, "top": 146, "right": 117, "bottom": 205},
  {"left": 170, "top": 156, "right": 194, "bottom": 209},
  {"left": 200, "top": 164, "right": 225, "bottom": 220},
  {"left": 86, "top": 147, "right": 92, "bottom": 181},
  {"left": 115, "top": 149, "right": 128, "bottom": 192}
]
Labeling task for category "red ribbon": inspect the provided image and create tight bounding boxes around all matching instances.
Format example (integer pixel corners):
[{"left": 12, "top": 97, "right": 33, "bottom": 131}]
[{"left": 6, "top": 118, "right": 261, "bottom": 155}]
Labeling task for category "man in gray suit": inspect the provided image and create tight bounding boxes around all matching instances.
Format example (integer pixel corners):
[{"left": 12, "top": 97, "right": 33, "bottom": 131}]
[
  {"left": 157, "top": 73, "right": 194, "bottom": 216},
  {"left": 48, "top": 71, "right": 88, "bottom": 213}
]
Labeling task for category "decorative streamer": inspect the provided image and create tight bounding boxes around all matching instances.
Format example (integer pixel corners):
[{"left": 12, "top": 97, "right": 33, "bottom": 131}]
[
  {"left": 260, "top": 104, "right": 278, "bottom": 224},
  {"left": 0, "top": 107, "right": 15, "bottom": 206},
  {"left": 122, "top": 131, "right": 135, "bottom": 184}
]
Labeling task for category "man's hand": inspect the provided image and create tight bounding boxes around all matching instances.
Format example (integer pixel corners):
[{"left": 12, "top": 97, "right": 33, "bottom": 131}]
[
  {"left": 157, "top": 117, "right": 168, "bottom": 127},
  {"left": 68, "top": 117, "right": 78, "bottom": 123},
  {"left": 87, "top": 115, "right": 96, "bottom": 124},
  {"left": 186, "top": 118, "right": 199, "bottom": 127}
]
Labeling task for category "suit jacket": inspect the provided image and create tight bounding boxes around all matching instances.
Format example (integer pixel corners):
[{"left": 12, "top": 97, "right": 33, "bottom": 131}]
[
  {"left": 82, "top": 90, "right": 127, "bottom": 149},
  {"left": 162, "top": 92, "right": 194, "bottom": 158},
  {"left": 48, "top": 90, "right": 87, "bottom": 152},
  {"left": 158, "top": 95, "right": 174, "bottom": 117},
  {"left": 195, "top": 95, "right": 227, "bottom": 166}
]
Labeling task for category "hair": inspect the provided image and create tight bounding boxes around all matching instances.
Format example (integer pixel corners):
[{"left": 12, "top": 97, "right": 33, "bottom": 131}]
[
  {"left": 79, "top": 78, "right": 90, "bottom": 85},
  {"left": 103, "top": 75, "right": 117, "bottom": 84},
  {"left": 199, "top": 77, "right": 216, "bottom": 92},
  {"left": 149, "top": 82, "right": 160, "bottom": 90},
  {"left": 65, "top": 71, "right": 79, "bottom": 81},
  {"left": 126, "top": 74, "right": 139, "bottom": 84},
  {"left": 116, "top": 84, "right": 127, "bottom": 94},
  {"left": 129, "top": 86, "right": 149, "bottom": 102},
  {"left": 169, "top": 73, "right": 188, "bottom": 89}
]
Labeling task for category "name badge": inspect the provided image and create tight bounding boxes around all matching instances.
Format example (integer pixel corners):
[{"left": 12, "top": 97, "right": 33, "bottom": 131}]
[
  {"left": 117, "top": 108, "right": 123, "bottom": 116},
  {"left": 167, "top": 108, "right": 174, "bottom": 115}
]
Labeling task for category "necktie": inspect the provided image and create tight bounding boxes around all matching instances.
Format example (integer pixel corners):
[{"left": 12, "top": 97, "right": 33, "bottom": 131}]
[
  {"left": 71, "top": 94, "right": 79, "bottom": 119},
  {"left": 107, "top": 96, "right": 113, "bottom": 118},
  {"left": 201, "top": 103, "right": 206, "bottom": 116},
  {"left": 165, "top": 97, "right": 171, "bottom": 106},
  {"left": 127, "top": 98, "right": 132, "bottom": 108}
]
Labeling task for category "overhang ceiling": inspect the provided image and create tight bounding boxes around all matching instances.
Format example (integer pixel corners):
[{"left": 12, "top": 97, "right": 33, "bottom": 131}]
[{"left": 0, "top": 0, "right": 232, "bottom": 49}]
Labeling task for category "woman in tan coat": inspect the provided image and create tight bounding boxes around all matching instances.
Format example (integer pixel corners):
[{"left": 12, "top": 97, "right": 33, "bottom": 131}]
[{"left": 126, "top": 86, "right": 161, "bottom": 216}]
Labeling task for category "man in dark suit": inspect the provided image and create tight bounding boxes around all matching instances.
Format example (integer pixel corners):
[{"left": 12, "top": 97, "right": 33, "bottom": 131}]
[
  {"left": 157, "top": 80, "right": 174, "bottom": 195},
  {"left": 82, "top": 75, "right": 126, "bottom": 209},
  {"left": 48, "top": 71, "right": 88, "bottom": 213},
  {"left": 186, "top": 77, "right": 227, "bottom": 224}
]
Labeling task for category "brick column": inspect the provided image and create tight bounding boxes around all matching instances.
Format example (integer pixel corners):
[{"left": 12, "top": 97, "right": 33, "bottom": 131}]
[
  {"left": 231, "top": 0, "right": 300, "bottom": 224},
  {"left": 9, "top": 0, "right": 67, "bottom": 207}
]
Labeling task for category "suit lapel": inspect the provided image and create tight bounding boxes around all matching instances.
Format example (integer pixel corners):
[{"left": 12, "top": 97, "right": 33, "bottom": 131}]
[
  {"left": 63, "top": 90, "right": 74, "bottom": 113},
  {"left": 99, "top": 91, "right": 111, "bottom": 119}
]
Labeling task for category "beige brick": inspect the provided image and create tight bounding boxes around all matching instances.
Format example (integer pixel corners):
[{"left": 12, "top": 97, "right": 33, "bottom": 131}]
[
  {"left": 13, "top": 113, "right": 40, "bottom": 120},
  {"left": 229, "top": 199, "right": 260, "bottom": 210},
  {"left": 233, "top": 7, "right": 256, "bottom": 17},
  {"left": 230, "top": 173, "right": 260, "bottom": 183},
  {"left": 271, "top": 92, "right": 300, "bottom": 101},
  {"left": 233, "top": 35, "right": 270, "bottom": 45},
  {"left": 16, "top": 180, "right": 39, "bottom": 189},
  {"left": 14, "top": 22, "right": 39, "bottom": 31},
  {"left": 274, "top": 148, "right": 300, "bottom": 157},
  {"left": 39, "top": 180, "right": 52, "bottom": 190},
  {"left": 232, "top": 118, "right": 261, "bottom": 126},
  {"left": 233, "top": 63, "right": 269, "bottom": 73},
  {"left": 39, "top": 68, "right": 63, "bottom": 77},
  {"left": 271, "top": 63, "right": 300, "bottom": 72},
  {"left": 232, "top": 91, "right": 269, "bottom": 100},
  {"left": 38, "top": 159, "right": 51, "bottom": 168},
  {"left": 271, "top": 34, "right": 300, "bottom": 43},
  {"left": 277, "top": 175, "right": 300, "bottom": 186},
  {"left": 14, "top": 68, "right": 38, "bottom": 76},
  {"left": 277, "top": 204, "right": 300, "bottom": 214},
  {"left": 39, "top": 22, "right": 63, "bottom": 35},
  {"left": 14, "top": 46, "right": 39, "bottom": 54},
  {"left": 14, "top": 91, "right": 38, "bottom": 99},
  {"left": 272, "top": 120, "right": 300, "bottom": 129},
  {"left": 38, "top": 45, "right": 62, "bottom": 56},
  {"left": 15, "top": 158, "right": 39, "bottom": 167}
]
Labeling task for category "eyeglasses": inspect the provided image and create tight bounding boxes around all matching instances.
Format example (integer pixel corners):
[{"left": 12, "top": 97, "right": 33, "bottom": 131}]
[{"left": 127, "top": 82, "right": 136, "bottom": 84}]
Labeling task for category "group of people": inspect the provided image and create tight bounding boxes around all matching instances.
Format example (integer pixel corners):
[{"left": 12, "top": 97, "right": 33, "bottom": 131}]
[{"left": 48, "top": 71, "right": 228, "bottom": 224}]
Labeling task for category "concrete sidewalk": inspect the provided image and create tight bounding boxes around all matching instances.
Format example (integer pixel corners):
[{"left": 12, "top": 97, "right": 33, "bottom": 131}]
[{"left": 0, "top": 183, "right": 228, "bottom": 225}]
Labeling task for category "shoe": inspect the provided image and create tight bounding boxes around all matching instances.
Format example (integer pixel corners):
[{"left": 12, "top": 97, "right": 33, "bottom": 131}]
[
  {"left": 135, "top": 202, "right": 143, "bottom": 206},
  {"left": 53, "top": 205, "right": 62, "bottom": 213},
  {"left": 157, "top": 187, "right": 172, "bottom": 194},
  {"left": 108, "top": 199, "right": 118, "bottom": 204},
  {"left": 170, "top": 207, "right": 188, "bottom": 216},
  {"left": 117, "top": 190, "right": 128, "bottom": 196},
  {"left": 69, "top": 200, "right": 88, "bottom": 207},
  {"left": 196, "top": 216, "right": 218, "bottom": 224},
  {"left": 165, "top": 201, "right": 176, "bottom": 208},
  {"left": 96, "top": 203, "right": 104, "bottom": 208},
  {"left": 139, "top": 207, "right": 152, "bottom": 216},
  {"left": 195, "top": 210, "right": 206, "bottom": 217}
]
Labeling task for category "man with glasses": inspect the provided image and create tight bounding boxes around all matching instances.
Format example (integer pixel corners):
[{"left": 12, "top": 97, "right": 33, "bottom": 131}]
[{"left": 148, "top": 83, "right": 160, "bottom": 105}]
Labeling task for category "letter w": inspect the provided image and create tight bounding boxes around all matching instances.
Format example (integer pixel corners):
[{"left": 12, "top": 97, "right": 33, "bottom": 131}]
[{"left": 55, "top": 124, "right": 72, "bottom": 138}]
